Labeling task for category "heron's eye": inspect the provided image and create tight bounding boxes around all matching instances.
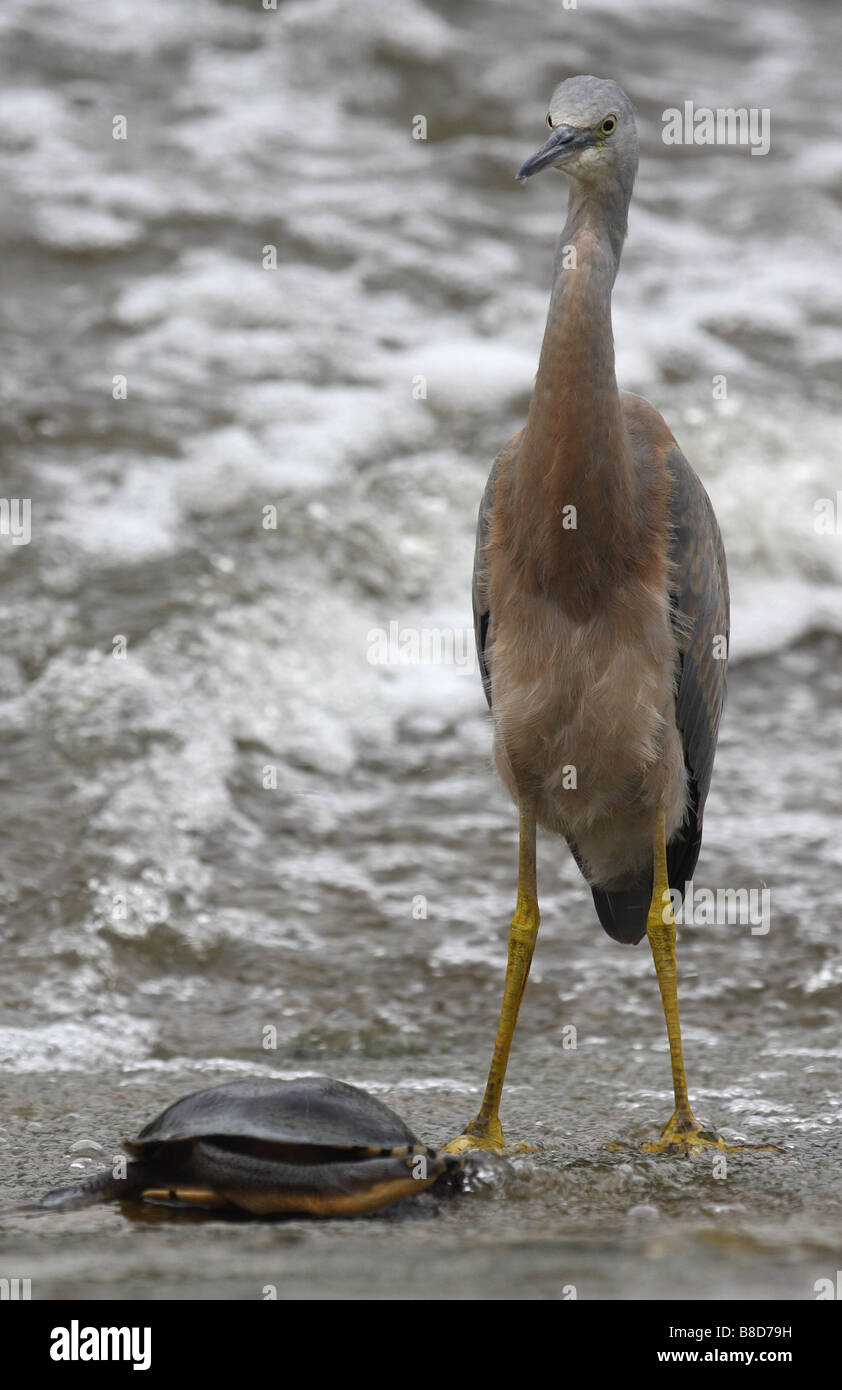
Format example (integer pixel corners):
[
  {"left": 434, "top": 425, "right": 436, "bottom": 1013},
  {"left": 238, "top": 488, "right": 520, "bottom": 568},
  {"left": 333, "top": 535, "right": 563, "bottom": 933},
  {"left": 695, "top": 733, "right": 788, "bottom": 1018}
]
[
  {"left": 546, "top": 113, "right": 553, "bottom": 130},
  {"left": 599, "top": 115, "right": 618, "bottom": 136}
]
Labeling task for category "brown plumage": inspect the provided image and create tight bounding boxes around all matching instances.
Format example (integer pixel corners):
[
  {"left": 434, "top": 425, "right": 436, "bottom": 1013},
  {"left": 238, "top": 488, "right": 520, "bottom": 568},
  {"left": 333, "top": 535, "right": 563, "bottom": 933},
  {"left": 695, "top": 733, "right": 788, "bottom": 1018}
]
[{"left": 473, "top": 88, "right": 728, "bottom": 943}]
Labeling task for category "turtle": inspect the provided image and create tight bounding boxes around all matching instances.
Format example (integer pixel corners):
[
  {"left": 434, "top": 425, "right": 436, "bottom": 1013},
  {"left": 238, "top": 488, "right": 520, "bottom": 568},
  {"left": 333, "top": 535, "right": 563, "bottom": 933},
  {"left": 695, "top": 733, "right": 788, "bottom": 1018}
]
[{"left": 27, "top": 1077, "right": 462, "bottom": 1217}]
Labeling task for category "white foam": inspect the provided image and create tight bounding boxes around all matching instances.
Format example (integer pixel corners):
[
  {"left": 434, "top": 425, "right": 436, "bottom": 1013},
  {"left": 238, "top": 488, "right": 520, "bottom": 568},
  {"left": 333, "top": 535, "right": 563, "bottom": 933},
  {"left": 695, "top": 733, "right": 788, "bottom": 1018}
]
[{"left": 386, "top": 337, "right": 536, "bottom": 414}]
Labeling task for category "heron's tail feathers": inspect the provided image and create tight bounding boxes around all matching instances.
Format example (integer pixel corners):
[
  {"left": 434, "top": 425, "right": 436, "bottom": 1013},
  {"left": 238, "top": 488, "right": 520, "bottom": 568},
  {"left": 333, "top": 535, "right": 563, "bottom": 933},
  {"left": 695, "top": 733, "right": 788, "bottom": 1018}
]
[
  {"left": 580, "top": 800, "right": 705, "bottom": 946},
  {"left": 590, "top": 879, "right": 651, "bottom": 944}
]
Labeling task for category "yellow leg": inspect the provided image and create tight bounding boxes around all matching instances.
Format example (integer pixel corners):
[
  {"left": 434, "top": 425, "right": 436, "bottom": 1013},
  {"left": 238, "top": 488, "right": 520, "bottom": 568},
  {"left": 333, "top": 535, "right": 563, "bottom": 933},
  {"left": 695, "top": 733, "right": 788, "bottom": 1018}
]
[
  {"left": 642, "top": 806, "right": 734, "bottom": 1154},
  {"left": 443, "top": 794, "right": 540, "bottom": 1153}
]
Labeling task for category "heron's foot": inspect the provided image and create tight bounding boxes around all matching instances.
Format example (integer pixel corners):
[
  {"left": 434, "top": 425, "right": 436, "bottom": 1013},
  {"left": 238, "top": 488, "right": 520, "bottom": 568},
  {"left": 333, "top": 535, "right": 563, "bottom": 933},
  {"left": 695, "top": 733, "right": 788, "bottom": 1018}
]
[
  {"left": 442, "top": 1117, "right": 539, "bottom": 1155},
  {"left": 642, "top": 1108, "right": 750, "bottom": 1155},
  {"left": 441, "top": 1114, "right": 506, "bottom": 1155}
]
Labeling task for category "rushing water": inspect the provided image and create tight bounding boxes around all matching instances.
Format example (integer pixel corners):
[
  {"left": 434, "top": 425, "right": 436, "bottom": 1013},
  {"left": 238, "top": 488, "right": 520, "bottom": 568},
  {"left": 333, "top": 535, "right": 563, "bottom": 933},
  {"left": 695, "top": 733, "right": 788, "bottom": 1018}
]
[{"left": 0, "top": 0, "right": 840, "bottom": 1300}]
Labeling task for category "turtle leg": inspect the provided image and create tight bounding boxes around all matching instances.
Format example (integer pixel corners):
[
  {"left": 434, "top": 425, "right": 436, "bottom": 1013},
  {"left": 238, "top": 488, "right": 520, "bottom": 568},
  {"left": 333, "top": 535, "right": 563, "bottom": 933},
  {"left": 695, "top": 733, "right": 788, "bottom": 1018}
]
[
  {"left": 22, "top": 1161, "right": 161, "bottom": 1212},
  {"left": 443, "top": 794, "right": 540, "bottom": 1153},
  {"left": 642, "top": 806, "right": 737, "bottom": 1154}
]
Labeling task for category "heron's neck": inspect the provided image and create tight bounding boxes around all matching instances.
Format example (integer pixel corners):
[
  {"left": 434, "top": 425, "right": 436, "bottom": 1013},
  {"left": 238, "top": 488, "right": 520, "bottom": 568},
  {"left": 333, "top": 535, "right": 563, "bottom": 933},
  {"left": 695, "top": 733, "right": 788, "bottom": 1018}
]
[{"left": 511, "top": 180, "right": 637, "bottom": 610}]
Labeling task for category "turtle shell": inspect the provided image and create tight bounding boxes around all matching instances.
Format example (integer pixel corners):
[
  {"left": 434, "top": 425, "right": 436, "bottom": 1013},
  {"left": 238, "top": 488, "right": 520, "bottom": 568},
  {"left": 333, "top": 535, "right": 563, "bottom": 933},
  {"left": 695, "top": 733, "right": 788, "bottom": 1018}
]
[
  {"left": 31, "top": 1075, "right": 460, "bottom": 1218},
  {"left": 124, "top": 1077, "right": 420, "bottom": 1155}
]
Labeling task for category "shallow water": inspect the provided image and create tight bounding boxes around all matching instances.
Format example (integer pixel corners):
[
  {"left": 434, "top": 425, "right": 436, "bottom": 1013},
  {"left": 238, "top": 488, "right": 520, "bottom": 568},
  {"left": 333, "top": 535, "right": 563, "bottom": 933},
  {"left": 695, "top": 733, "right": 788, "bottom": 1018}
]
[{"left": 0, "top": 0, "right": 840, "bottom": 1300}]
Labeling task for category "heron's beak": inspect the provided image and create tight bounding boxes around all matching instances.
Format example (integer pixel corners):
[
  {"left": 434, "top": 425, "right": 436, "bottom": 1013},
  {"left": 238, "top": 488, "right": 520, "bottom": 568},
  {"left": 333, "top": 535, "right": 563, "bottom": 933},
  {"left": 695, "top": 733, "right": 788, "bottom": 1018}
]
[{"left": 516, "top": 124, "right": 592, "bottom": 181}]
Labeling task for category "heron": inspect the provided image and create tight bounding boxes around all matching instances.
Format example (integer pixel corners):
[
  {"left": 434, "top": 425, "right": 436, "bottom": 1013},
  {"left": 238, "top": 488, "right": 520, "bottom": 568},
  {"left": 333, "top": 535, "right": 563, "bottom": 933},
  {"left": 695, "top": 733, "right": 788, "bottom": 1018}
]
[{"left": 445, "top": 76, "right": 732, "bottom": 1156}]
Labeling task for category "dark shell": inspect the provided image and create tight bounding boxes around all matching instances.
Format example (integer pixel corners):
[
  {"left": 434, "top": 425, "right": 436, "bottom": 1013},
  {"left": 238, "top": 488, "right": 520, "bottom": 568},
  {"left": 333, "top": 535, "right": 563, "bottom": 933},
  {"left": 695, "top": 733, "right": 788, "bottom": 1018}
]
[{"left": 125, "top": 1076, "right": 419, "bottom": 1154}]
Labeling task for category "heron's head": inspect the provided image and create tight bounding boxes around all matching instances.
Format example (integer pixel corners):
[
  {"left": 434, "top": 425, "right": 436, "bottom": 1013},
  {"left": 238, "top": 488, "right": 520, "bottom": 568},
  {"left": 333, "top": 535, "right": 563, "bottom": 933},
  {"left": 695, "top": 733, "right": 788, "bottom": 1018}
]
[{"left": 517, "top": 76, "right": 638, "bottom": 194}]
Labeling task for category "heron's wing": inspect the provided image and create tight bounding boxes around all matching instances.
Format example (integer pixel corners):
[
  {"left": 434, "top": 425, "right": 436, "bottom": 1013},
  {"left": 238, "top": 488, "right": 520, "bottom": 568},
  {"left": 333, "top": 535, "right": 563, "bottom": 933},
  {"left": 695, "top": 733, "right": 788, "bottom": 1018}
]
[
  {"left": 472, "top": 450, "right": 504, "bottom": 709},
  {"left": 587, "top": 445, "right": 729, "bottom": 944},
  {"left": 664, "top": 445, "right": 730, "bottom": 890}
]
